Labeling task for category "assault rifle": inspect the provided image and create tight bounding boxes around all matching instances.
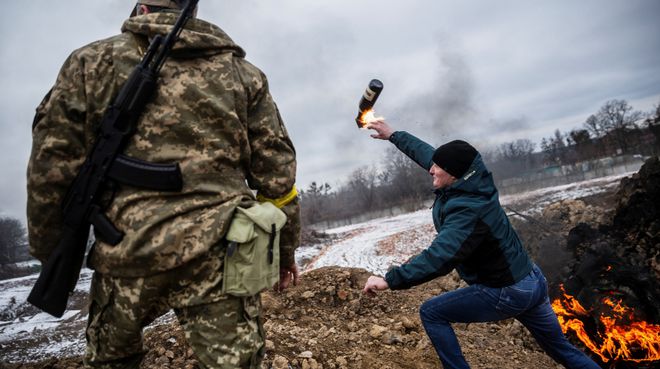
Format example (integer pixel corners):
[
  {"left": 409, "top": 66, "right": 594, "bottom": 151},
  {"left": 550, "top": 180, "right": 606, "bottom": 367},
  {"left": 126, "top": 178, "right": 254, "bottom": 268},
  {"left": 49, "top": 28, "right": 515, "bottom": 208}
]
[{"left": 28, "top": 0, "right": 199, "bottom": 318}]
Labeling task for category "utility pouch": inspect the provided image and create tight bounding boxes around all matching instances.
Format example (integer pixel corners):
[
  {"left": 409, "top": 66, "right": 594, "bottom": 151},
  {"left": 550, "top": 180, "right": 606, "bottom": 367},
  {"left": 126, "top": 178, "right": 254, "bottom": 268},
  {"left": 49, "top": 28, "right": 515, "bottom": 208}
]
[{"left": 222, "top": 202, "right": 287, "bottom": 296}]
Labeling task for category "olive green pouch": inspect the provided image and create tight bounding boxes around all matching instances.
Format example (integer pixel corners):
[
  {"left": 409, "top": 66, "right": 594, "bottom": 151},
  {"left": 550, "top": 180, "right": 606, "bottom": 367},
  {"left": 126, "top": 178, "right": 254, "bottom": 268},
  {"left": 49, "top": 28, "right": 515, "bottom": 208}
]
[{"left": 222, "top": 202, "right": 287, "bottom": 296}]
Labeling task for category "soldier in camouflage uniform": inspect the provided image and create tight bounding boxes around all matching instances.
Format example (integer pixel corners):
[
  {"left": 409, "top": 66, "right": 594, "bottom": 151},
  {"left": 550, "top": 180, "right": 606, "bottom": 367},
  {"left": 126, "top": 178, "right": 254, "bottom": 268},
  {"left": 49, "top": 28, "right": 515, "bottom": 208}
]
[{"left": 27, "top": 1, "right": 300, "bottom": 368}]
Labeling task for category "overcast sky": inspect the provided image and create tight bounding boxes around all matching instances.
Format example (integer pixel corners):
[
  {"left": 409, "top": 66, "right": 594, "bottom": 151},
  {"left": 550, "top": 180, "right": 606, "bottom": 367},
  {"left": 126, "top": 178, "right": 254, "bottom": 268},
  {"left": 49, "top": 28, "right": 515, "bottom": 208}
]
[{"left": 1, "top": 0, "right": 659, "bottom": 223}]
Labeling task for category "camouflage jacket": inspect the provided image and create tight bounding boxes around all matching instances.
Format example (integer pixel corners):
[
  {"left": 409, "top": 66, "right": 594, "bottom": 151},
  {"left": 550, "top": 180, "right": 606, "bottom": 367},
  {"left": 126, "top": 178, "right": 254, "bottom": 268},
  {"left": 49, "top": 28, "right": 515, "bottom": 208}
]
[{"left": 27, "top": 12, "right": 300, "bottom": 277}]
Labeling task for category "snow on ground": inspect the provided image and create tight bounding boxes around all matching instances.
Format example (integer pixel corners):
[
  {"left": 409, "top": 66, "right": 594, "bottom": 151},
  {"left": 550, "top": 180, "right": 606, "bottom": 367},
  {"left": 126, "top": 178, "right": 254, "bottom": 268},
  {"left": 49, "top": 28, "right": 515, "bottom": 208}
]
[
  {"left": 0, "top": 269, "right": 92, "bottom": 324},
  {"left": 0, "top": 171, "right": 633, "bottom": 363},
  {"left": 297, "top": 172, "right": 632, "bottom": 276},
  {"left": 499, "top": 172, "right": 632, "bottom": 214},
  {"left": 14, "top": 260, "right": 40, "bottom": 268},
  {"left": 0, "top": 267, "right": 175, "bottom": 363},
  {"left": 0, "top": 269, "right": 93, "bottom": 362},
  {"left": 299, "top": 209, "right": 431, "bottom": 276}
]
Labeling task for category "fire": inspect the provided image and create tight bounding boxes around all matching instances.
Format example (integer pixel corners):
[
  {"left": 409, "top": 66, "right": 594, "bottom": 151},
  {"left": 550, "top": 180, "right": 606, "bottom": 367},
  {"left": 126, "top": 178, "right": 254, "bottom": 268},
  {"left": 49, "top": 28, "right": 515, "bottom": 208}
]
[
  {"left": 552, "top": 284, "right": 660, "bottom": 364},
  {"left": 358, "top": 109, "right": 383, "bottom": 128}
]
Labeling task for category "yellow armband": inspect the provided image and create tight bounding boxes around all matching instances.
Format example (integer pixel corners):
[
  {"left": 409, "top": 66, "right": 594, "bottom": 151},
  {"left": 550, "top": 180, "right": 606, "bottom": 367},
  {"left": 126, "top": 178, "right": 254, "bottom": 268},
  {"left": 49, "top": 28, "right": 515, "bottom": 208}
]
[{"left": 256, "top": 185, "right": 298, "bottom": 209}]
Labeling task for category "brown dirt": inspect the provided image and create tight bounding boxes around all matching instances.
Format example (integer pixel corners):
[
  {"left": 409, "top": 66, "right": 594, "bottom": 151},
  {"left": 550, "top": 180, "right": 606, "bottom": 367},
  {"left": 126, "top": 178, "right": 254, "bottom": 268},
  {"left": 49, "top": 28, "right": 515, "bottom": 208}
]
[{"left": 2, "top": 267, "right": 569, "bottom": 369}]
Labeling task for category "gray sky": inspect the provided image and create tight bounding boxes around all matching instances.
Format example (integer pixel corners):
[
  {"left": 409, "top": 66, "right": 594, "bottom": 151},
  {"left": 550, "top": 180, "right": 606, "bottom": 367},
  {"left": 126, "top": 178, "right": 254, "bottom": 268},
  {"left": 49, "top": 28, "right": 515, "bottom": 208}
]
[{"left": 1, "top": 0, "right": 659, "bottom": 223}]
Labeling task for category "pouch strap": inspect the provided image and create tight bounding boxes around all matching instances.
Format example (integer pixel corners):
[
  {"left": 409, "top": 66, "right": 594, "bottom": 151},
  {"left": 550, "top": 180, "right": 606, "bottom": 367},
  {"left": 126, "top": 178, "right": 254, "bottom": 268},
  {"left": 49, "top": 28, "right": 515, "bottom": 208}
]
[
  {"left": 268, "top": 224, "right": 276, "bottom": 264},
  {"left": 256, "top": 185, "right": 298, "bottom": 209},
  {"left": 227, "top": 241, "right": 238, "bottom": 257}
]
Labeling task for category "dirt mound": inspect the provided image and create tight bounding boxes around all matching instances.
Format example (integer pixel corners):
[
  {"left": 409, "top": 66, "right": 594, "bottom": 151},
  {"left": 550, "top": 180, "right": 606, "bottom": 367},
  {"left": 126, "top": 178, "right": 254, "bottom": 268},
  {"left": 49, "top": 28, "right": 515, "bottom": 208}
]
[
  {"left": 558, "top": 157, "right": 660, "bottom": 367},
  {"left": 542, "top": 199, "right": 606, "bottom": 232},
  {"left": 611, "top": 156, "right": 660, "bottom": 268},
  {"left": 258, "top": 267, "right": 558, "bottom": 369},
  {"left": 564, "top": 157, "right": 660, "bottom": 304},
  {"left": 4, "top": 267, "right": 563, "bottom": 369}
]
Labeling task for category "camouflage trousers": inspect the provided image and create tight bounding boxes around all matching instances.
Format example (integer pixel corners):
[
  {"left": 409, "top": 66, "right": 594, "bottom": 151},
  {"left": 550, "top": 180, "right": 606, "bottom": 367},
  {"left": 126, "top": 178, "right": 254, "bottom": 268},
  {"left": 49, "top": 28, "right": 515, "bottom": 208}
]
[{"left": 83, "top": 244, "right": 265, "bottom": 369}]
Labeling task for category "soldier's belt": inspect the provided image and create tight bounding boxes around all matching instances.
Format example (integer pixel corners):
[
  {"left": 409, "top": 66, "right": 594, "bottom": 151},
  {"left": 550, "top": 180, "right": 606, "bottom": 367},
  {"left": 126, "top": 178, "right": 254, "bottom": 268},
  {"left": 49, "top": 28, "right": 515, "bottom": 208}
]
[{"left": 256, "top": 185, "right": 298, "bottom": 208}]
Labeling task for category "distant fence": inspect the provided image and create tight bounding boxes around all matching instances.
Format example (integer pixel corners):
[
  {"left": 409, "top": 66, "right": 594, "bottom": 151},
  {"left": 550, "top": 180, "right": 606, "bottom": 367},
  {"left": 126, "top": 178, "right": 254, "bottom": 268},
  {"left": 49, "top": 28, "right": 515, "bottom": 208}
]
[
  {"left": 309, "top": 202, "right": 430, "bottom": 231},
  {"left": 496, "top": 155, "right": 646, "bottom": 195}
]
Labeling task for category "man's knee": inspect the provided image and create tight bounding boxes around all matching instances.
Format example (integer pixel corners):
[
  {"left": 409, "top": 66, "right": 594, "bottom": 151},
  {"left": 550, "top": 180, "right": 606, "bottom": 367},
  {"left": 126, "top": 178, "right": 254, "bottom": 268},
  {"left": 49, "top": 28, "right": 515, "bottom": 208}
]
[{"left": 420, "top": 299, "right": 448, "bottom": 325}]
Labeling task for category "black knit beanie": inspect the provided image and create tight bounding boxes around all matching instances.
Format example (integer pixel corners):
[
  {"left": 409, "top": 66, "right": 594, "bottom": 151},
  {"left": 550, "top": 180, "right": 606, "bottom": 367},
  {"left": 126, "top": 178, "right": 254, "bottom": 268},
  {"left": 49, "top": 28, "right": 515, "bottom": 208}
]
[{"left": 432, "top": 140, "right": 478, "bottom": 178}]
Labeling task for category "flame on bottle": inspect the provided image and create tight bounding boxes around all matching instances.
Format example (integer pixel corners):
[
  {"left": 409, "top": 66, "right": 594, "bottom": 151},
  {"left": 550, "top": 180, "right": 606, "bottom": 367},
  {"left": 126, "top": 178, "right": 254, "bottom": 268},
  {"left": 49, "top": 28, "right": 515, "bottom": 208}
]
[
  {"left": 358, "top": 109, "right": 383, "bottom": 128},
  {"left": 551, "top": 284, "right": 660, "bottom": 364}
]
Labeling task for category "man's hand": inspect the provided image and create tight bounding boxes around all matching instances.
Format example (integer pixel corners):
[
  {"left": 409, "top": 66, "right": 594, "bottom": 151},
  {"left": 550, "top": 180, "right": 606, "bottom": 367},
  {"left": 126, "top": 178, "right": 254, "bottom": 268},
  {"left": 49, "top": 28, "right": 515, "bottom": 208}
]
[
  {"left": 362, "top": 276, "right": 389, "bottom": 297},
  {"left": 276, "top": 263, "right": 300, "bottom": 292},
  {"left": 365, "top": 119, "right": 394, "bottom": 140}
]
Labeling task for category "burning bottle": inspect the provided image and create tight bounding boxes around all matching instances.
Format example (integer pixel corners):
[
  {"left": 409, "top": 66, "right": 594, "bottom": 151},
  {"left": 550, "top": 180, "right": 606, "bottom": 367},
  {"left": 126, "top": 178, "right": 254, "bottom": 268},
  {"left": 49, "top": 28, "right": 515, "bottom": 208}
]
[{"left": 355, "top": 79, "right": 384, "bottom": 128}]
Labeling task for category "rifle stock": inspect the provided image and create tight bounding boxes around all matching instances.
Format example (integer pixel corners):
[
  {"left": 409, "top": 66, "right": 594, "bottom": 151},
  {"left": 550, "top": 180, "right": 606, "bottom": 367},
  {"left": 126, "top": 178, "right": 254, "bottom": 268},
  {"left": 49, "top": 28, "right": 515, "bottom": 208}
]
[{"left": 28, "top": 226, "right": 88, "bottom": 318}]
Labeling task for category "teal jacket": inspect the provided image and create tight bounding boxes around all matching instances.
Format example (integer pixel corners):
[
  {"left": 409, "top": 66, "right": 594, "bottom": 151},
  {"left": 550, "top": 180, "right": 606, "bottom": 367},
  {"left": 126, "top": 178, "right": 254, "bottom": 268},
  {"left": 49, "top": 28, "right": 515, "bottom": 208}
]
[{"left": 384, "top": 131, "right": 533, "bottom": 289}]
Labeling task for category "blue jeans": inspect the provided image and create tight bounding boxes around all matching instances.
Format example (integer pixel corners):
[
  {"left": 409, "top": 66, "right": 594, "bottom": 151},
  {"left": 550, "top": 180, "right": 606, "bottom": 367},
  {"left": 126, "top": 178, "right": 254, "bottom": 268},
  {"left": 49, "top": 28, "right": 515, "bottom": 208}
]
[{"left": 419, "top": 265, "right": 601, "bottom": 369}]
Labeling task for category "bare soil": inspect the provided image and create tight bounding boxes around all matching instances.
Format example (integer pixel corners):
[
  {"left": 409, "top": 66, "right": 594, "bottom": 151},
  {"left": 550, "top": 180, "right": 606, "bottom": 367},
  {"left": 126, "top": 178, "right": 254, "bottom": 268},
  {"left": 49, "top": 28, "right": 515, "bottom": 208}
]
[{"left": 1, "top": 267, "right": 571, "bottom": 369}]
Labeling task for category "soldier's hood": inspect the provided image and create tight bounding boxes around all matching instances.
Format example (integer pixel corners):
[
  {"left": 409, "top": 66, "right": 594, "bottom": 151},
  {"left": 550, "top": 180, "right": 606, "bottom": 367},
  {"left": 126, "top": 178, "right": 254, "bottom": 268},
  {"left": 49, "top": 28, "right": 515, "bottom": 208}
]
[{"left": 122, "top": 12, "right": 246, "bottom": 58}]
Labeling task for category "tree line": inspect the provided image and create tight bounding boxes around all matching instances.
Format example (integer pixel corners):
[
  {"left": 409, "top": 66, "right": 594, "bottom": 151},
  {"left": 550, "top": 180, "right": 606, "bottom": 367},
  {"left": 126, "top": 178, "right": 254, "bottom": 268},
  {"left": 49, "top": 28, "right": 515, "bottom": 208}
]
[
  {"left": 301, "top": 99, "right": 660, "bottom": 226},
  {"left": 300, "top": 146, "right": 434, "bottom": 226},
  {"left": 479, "top": 99, "right": 659, "bottom": 180},
  {"left": 0, "top": 217, "right": 29, "bottom": 265}
]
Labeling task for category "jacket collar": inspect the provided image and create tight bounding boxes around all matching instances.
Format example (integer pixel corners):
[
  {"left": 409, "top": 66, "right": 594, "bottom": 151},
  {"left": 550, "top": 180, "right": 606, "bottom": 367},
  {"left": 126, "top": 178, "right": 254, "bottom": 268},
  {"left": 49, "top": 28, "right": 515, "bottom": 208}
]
[{"left": 433, "top": 154, "right": 495, "bottom": 198}]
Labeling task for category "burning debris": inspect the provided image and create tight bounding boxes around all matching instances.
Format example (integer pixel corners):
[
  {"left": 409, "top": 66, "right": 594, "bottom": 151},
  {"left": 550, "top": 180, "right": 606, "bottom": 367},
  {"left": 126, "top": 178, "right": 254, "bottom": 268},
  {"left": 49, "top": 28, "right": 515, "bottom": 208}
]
[
  {"left": 552, "top": 157, "right": 660, "bottom": 368},
  {"left": 355, "top": 79, "right": 383, "bottom": 128},
  {"left": 553, "top": 284, "right": 660, "bottom": 365}
]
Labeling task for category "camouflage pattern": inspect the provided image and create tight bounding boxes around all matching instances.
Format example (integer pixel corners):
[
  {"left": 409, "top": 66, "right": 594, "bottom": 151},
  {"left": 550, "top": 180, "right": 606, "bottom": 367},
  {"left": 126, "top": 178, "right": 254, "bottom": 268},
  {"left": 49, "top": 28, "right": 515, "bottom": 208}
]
[
  {"left": 27, "top": 11, "right": 301, "bottom": 277},
  {"left": 85, "top": 242, "right": 264, "bottom": 368},
  {"left": 137, "top": 0, "right": 180, "bottom": 8}
]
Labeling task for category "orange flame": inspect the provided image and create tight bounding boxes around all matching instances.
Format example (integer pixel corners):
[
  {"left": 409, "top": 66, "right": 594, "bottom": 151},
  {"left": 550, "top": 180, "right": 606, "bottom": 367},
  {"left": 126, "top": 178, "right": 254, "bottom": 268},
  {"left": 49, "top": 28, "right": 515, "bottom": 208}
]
[
  {"left": 551, "top": 284, "right": 660, "bottom": 364},
  {"left": 358, "top": 109, "right": 382, "bottom": 128}
]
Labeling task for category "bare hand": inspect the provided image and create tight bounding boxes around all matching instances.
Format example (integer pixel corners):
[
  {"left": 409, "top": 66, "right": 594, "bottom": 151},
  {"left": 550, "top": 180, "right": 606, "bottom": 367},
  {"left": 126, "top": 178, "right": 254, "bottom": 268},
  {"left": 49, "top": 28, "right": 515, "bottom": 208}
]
[
  {"left": 276, "top": 263, "right": 300, "bottom": 292},
  {"left": 362, "top": 276, "right": 389, "bottom": 297},
  {"left": 365, "top": 119, "right": 394, "bottom": 140}
]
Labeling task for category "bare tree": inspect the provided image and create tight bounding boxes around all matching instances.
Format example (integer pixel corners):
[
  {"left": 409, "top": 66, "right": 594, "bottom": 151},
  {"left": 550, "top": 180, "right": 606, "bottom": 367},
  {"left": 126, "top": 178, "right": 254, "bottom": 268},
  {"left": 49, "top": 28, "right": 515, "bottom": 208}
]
[
  {"left": 380, "top": 147, "right": 431, "bottom": 209},
  {"left": 646, "top": 101, "right": 660, "bottom": 151},
  {"left": 595, "top": 99, "right": 643, "bottom": 154},
  {"left": 346, "top": 166, "right": 379, "bottom": 213},
  {"left": 499, "top": 139, "right": 536, "bottom": 160},
  {"left": 584, "top": 114, "right": 604, "bottom": 139},
  {"left": 541, "top": 129, "right": 567, "bottom": 164},
  {"left": 0, "top": 217, "right": 28, "bottom": 264},
  {"left": 299, "top": 181, "right": 333, "bottom": 225},
  {"left": 567, "top": 129, "right": 592, "bottom": 162},
  {"left": 487, "top": 139, "right": 538, "bottom": 177},
  {"left": 597, "top": 99, "right": 642, "bottom": 131}
]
